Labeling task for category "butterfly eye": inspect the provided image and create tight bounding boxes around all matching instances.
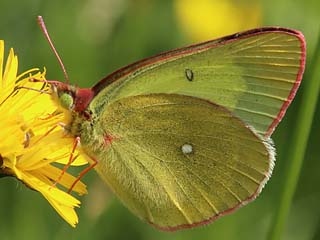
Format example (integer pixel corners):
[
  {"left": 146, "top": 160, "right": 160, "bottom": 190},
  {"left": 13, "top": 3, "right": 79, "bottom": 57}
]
[{"left": 59, "top": 92, "right": 74, "bottom": 110}]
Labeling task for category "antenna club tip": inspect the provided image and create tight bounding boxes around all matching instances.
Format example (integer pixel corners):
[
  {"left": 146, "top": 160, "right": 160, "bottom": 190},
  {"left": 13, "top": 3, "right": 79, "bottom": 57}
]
[{"left": 37, "top": 16, "right": 44, "bottom": 25}]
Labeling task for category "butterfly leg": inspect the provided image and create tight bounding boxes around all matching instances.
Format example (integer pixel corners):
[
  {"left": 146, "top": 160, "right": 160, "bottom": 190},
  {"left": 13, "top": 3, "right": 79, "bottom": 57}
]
[
  {"left": 65, "top": 133, "right": 114, "bottom": 191},
  {"left": 38, "top": 110, "right": 60, "bottom": 120},
  {"left": 51, "top": 136, "right": 80, "bottom": 189},
  {"left": 67, "top": 157, "right": 98, "bottom": 193}
]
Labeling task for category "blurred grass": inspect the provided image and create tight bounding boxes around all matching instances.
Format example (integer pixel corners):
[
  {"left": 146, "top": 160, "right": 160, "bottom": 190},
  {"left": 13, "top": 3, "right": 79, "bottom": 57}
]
[
  {"left": 0, "top": 0, "right": 320, "bottom": 240},
  {"left": 268, "top": 29, "right": 320, "bottom": 240}
]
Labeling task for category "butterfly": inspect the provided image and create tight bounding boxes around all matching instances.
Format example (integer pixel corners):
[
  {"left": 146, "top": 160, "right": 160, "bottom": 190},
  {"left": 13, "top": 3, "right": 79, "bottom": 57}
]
[{"left": 39, "top": 16, "right": 306, "bottom": 231}]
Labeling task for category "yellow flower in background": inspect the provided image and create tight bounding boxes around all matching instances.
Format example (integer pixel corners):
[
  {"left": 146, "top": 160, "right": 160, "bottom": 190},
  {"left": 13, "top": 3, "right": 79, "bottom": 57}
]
[
  {"left": 0, "top": 40, "right": 89, "bottom": 227},
  {"left": 174, "top": 0, "right": 262, "bottom": 41}
]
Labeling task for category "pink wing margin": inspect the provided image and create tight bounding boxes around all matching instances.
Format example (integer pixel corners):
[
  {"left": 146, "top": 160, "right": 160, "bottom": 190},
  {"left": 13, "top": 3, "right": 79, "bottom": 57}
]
[
  {"left": 93, "top": 27, "right": 306, "bottom": 139},
  {"left": 265, "top": 30, "right": 306, "bottom": 137},
  {"left": 89, "top": 28, "right": 306, "bottom": 231},
  {"left": 155, "top": 30, "right": 305, "bottom": 231}
]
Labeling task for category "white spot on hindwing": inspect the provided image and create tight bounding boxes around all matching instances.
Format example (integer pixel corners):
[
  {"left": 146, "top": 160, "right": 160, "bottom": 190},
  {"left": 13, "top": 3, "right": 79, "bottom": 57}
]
[{"left": 181, "top": 143, "right": 193, "bottom": 154}]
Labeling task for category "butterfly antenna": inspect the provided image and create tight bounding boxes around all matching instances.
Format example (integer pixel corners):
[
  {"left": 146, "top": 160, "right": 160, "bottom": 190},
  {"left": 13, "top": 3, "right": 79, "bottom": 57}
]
[{"left": 37, "top": 16, "right": 70, "bottom": 84}]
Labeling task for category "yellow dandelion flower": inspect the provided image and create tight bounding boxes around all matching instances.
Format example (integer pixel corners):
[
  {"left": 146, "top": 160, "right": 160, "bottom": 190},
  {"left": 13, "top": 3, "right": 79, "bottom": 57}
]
[
  {"left": 0, "top": 40, "right": 89, "bottom": 227},
  {"left": 174, "top": 0, "right": 262, "bottom": 41}
]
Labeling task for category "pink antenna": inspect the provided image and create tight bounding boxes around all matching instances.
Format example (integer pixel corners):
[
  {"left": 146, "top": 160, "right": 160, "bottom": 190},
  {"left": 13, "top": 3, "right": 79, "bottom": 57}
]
[{"left": 37, "top": 16, "right": 70, "bottom": 83}]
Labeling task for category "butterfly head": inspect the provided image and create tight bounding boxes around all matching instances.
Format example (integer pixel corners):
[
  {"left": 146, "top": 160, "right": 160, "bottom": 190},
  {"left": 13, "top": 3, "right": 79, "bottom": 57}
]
[{"left": 50, "top": 81, "right": 94, "bottom": 115}]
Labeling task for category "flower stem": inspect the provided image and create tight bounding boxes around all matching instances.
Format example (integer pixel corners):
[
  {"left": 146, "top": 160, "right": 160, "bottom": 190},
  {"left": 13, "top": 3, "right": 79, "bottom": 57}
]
[{"left": 268, "top": 31, "right": 320, "bottom": 240}]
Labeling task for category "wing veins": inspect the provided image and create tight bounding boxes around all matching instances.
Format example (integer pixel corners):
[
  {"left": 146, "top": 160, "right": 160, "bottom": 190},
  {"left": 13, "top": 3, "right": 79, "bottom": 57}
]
[
  {"left": 125, "top": 131, "right": 266, "bottom": 151},
  {"left": 197, "top": 150, "right": 262, "bottom": 185},
  {"left": 183, "top": 154, "right": 244, "bottom": 203},
  {"left": 114, "top": 141, "right": 195, "bottom": 223},
  {"left": 223, "top": 35, "right": 288, "bottom": 56}
]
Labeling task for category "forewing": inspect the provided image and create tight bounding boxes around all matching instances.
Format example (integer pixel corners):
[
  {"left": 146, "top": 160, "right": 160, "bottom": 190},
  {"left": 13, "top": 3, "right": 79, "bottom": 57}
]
[
  {"left": 94, "top": 94, "right": 274, "bottom": 230},
  {"left": 92, "top": 28, "right": 306, "bottom": 137}
]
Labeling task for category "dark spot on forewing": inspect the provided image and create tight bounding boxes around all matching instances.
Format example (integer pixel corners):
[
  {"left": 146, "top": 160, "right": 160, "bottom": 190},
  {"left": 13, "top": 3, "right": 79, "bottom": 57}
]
[{"left": 185, "top": 68, "right": 194, "bottom": 81}]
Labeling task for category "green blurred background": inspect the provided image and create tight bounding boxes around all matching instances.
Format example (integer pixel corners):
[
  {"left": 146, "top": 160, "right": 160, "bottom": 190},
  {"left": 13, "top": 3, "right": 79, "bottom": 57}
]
[{"left": 0, "top": 0, "right": 319, "bottom": 239}]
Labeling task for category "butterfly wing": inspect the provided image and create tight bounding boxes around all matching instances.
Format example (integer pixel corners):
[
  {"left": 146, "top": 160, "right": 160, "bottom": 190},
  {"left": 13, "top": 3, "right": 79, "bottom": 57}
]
[
  {"left": 91, "top": 28, "right": 305, "bottom": 137},
  {"left": 92, "top": 94, "right": 274, "bottom": 230}
]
